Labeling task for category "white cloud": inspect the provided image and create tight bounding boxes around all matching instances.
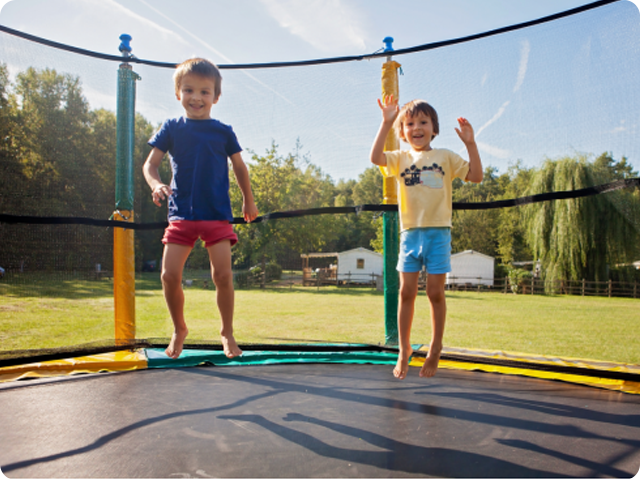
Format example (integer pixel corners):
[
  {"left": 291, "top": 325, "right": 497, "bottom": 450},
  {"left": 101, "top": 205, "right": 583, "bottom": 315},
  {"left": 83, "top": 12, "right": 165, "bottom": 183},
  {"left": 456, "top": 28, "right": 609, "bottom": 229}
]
[
  {"left": 476, "top": 141, "right": 510, "bottom": 159},
  {"left": 608, "top": 119, "right": 634, "bottom": 134},
  {"left": 476, "top": 100, "right": 510, "bottom": 138},
  {"left": 134, "top": 0, "right": 294, "bottom": 105},
  {"left": 135, "top": 0, "right": 234, "bottom": 63},
  {"left": 259, "top": 0, "right": 367, "bottom": 53},
  {"left": 86, "top": 0, "right": 184, "bottom": 42},
  {"left": 513, "top": 39, "right": 530, "bottom": 93}
]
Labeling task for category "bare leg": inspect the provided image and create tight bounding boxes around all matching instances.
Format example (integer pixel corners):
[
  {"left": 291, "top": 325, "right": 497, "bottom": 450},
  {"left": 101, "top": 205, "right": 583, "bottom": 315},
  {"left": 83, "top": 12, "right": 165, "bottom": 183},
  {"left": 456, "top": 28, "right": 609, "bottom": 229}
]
[
  {"left": 161, "top": 243, "right": 193, "bottom": 359},
  {"left": 420, "top": 273, "right": 447, "bottom": 378},
  {"left": 394, "top": 271, "right": 420, "bottom": 379},
  {"left": 208, "top": 240, "right": 242, "bottom": 358}
]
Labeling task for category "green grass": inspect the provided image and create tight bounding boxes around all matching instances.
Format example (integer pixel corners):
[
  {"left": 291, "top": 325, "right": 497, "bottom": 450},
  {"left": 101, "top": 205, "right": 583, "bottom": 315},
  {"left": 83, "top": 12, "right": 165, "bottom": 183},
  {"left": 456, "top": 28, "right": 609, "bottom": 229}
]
[{"left": 1, "top": 273, "right": 638, "bottom": 365}]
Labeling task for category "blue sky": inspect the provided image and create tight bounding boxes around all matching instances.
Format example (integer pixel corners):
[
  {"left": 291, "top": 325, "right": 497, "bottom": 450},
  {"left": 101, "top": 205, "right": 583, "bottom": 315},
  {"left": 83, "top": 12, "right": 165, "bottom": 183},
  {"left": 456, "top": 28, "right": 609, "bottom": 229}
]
[
  {"left": 0, "top": 0, "right": 610, "bottom": 64},
  {"left": 1, "top": 0, "right": 639, "bottom": 181}
]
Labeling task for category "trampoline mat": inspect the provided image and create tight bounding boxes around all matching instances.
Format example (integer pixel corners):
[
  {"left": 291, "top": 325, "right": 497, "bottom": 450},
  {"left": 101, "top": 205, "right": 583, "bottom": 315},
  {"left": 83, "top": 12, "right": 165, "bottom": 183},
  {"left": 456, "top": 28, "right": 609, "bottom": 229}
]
[{"left": 1, "top": 363, "right": 639, "bottom": 478}]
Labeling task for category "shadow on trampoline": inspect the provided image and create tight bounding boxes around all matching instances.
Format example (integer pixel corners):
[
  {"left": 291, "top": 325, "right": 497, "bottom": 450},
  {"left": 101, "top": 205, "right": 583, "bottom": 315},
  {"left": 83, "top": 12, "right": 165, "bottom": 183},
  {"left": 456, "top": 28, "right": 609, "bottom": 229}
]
[
  {"left": 419, "top": 389, "right": 640, "bottom": 429},
  {"left": 1, "top": 364, "right": 639, "bottom": 478},
  {"left": 218, "top": 412, "right": 560, "bottom": 478},
  {"left": 1, "top": 388, "right": 282, "bottom": 474}
]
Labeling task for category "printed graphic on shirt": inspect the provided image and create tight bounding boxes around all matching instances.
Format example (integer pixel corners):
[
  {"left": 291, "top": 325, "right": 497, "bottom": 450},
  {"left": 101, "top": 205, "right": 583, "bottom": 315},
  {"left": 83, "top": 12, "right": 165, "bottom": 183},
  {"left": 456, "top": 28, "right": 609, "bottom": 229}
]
[{"left": 400, "top": 163, "right": 445, "bottom": 188}]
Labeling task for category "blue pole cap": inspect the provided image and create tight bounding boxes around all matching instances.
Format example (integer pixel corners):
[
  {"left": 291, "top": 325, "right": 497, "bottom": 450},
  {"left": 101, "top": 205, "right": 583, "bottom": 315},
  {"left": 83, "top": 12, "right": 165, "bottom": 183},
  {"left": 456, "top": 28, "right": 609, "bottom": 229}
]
[
  {"left": 119, "top": 34, "right": 133, "bottom": 55},
  {"left": 383, "top": 37, "right": 394, "bottom": 53}
]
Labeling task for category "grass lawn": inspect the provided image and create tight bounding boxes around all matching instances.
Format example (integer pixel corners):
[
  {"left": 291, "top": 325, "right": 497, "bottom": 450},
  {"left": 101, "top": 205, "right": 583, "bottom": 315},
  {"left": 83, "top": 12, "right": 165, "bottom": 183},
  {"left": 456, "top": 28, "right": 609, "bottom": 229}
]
[{"left": 1, "top": 273, "right": 638, "bottom": 365}]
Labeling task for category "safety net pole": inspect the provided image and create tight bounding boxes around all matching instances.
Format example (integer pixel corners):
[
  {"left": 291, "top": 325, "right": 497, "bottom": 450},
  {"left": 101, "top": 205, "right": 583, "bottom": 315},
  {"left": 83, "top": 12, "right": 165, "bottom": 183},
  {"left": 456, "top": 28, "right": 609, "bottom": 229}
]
[
  {"left": 380, "top": 38, "right": 400, "bottom": 345},
  {"left": 114, "top": 35, "right": 139, "bottom": 344}
]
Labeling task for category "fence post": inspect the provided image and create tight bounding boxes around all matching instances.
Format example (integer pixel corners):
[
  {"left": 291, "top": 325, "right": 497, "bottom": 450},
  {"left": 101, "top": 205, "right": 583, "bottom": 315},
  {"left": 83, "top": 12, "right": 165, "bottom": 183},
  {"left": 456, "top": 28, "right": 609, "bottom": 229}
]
[
  {"left": 608, "top": 279, "right": 612, "bottom": 298},
  {"left": 581, "top": 278, "right": 585, "bottom": 296},
  {"left": 634, "top": 281, "right": 637, "bottom": 299}
]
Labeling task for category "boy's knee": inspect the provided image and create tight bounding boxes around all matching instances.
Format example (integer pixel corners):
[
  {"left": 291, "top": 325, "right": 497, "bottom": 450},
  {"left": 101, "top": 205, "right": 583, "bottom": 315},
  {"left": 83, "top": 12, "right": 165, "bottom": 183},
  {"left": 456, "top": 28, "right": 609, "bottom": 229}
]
[
  {"left": 161, "top": 270, "right": 181, "bottom": 287},
  {"left": 400, "top": 284, "right": 418, "bottom": 302},
  {"left": 212, "top": 269, "right": 233, "bottom": 288},
  {"left": 427, "top": 287, "right": 445, "bottom": 303}
]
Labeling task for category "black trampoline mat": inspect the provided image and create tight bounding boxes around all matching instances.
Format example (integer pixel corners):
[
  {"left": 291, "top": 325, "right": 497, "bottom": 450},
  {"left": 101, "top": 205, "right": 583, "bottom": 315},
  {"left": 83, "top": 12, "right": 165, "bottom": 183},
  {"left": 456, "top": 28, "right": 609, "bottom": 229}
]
[{"left": 1, "top": 363, "right": 639, "bottom": 478}]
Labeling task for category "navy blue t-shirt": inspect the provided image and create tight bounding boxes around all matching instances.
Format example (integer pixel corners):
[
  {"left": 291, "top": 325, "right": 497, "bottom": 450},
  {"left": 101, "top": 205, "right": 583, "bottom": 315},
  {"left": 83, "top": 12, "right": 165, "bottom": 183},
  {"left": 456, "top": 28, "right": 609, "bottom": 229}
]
[{"left": 148, "top": 117, "right": 242, "bottom": 222}]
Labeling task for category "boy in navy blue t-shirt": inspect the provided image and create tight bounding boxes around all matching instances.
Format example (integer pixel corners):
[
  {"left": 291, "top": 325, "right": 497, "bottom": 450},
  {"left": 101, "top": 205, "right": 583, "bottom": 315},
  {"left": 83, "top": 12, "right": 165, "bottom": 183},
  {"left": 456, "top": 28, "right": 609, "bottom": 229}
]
[{"left": 143, "top": 58, "right": 258, "bottom": 360}]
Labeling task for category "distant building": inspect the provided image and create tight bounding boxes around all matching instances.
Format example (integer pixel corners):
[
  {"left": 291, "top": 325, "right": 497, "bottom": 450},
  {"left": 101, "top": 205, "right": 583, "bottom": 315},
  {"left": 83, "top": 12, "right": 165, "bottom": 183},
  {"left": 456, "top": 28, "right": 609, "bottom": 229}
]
[
  {"left": 336, "top": 247, "right": 383, "bottom": 284},
  {"left": 301, "top": 247, "right": 383, "bottom": 285},
  {"left": 447, "top": 250, "right": 494, "bottom": 286}
]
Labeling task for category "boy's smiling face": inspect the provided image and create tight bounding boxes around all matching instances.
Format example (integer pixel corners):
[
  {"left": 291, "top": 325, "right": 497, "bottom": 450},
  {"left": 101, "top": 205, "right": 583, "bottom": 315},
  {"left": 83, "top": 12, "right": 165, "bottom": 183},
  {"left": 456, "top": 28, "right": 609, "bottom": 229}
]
[
  {"left": 402, "top": 111, "right": 435, "bottom": 151},
  {"left": 176, "top": 73, "right": 219, "bottom": 120}
]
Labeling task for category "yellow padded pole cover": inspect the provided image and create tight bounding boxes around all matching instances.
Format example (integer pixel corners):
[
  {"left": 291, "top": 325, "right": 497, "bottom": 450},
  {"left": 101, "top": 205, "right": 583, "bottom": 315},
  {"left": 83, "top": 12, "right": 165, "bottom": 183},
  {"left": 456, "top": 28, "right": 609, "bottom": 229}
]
[
  {"left": 114, "top": 210, "right": 135, "bottom": 343},
  {"left": 381, "top": 60, "right": 401, "bottom": 205}
]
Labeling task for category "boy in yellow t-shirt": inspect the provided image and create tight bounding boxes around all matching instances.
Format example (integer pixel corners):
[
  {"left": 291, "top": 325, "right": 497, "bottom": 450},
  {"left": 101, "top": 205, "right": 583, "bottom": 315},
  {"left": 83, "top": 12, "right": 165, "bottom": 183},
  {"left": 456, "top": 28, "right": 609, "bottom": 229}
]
[{"left": 370, "top": 96, "right": 483, "bottom": 380}]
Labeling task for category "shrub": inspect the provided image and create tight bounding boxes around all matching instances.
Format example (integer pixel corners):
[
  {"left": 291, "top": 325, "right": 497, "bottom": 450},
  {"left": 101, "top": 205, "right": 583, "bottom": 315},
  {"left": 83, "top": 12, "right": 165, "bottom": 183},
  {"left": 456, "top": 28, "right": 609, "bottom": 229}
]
[
  {"left": 507, "top": 267, "right": 532, "bottom": 294},
  {"left": 265, "top": 262, "right": 282, "bottom": 281}
]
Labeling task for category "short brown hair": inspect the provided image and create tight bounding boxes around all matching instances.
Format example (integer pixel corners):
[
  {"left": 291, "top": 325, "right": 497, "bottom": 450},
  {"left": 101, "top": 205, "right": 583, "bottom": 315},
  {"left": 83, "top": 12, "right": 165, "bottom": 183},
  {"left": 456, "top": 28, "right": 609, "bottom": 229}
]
[
  {"left": 174, "top": 58, "right": 222, "bottom": 99},
  {"left": 394, "top": 99, "right": 439, "bottom": 142}
]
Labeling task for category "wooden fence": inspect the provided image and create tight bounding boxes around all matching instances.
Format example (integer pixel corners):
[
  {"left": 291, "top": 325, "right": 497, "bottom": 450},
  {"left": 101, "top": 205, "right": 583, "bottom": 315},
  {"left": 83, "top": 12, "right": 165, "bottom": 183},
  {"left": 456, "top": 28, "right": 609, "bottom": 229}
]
[{"left": 446, "top": 276, "right": 639, "bottom": 299}]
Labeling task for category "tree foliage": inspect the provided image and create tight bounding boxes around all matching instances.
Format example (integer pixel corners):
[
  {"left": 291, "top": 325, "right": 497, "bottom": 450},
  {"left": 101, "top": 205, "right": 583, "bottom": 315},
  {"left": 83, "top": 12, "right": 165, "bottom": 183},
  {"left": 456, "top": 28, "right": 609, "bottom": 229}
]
[
  {"left": 524, "top": 154, "right": 639, "bottom": 286},
  {"left": 0, "top": 64, "right": 638, "bottom": 279}
]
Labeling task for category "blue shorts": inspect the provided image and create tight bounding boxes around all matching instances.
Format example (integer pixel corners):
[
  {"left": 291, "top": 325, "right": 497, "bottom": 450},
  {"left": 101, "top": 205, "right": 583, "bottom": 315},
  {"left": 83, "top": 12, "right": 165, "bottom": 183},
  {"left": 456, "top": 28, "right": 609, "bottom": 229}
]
[{"left": 397, "top": 227, "right": 451, "bottom": 274}]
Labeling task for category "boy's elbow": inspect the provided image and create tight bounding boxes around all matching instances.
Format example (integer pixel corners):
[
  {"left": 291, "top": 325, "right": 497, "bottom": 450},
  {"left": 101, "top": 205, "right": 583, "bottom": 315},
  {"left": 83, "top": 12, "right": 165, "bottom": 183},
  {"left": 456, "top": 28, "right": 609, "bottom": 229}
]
[
  {"left": 467, "top": 171, "right": 483, "bottom": 183},
  {"left": 370, "top": 152, "right": 386, "bottom": 167}
]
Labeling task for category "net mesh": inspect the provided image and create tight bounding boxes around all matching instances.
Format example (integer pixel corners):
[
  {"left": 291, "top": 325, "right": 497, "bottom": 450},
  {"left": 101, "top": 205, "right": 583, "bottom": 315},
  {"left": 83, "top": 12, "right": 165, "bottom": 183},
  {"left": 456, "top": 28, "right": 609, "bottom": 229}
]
[{"left": 0, "top": 1, "right": 639, "bottom": 364}]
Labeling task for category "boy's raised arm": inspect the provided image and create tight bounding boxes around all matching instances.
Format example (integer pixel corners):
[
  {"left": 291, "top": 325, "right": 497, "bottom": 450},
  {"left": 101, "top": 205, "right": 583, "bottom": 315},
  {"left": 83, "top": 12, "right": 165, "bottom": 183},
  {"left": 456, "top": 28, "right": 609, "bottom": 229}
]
[
  {"left": 370, "top": 95, "right": 399, "bottom": 167},
  {"left": 455, "top": 117, "right": 483, "bottom": 184}
]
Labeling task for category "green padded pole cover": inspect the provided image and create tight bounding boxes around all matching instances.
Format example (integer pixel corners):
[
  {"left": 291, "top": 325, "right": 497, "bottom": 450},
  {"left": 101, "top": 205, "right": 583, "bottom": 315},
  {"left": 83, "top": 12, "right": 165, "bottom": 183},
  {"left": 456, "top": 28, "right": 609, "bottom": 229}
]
[
  {"left": 383, "top": 211, "right": 399, "bottom": 344},
  {"left": 115, "top": 64, "right": 139, "bottom": 211}
]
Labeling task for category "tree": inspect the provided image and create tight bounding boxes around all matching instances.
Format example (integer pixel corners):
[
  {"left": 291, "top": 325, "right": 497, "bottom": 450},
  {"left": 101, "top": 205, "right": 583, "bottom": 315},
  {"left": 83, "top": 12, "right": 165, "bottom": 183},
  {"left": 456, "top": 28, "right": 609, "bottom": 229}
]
[
  {"left": 495, "top": 162, "right": 533, "bottom": 265},
  {"left": 230, "top": 143, "right": 338, "bottom": 273},
  {"left": 451, "top": 166, "right": 503, "bottom": 258},
  {"left": 524, "top": 154, "right": 640, "bottom": 287},
  {"left": 13, "top": 67, "right": 93, "bottom": 216},
  {"left": 330, "top": 166, "right": 382, "bottom": 253},
  {"left": 0, "top": 64, "right": 26, "bottom": 213}
]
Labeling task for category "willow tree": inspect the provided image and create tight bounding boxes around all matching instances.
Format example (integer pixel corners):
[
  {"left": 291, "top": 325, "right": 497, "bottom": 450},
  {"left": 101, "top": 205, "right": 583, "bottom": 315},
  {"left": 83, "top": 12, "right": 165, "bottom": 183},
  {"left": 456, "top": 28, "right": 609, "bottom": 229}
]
[{"left": 524, "top": 155, "right": 640, "bottom": 288}]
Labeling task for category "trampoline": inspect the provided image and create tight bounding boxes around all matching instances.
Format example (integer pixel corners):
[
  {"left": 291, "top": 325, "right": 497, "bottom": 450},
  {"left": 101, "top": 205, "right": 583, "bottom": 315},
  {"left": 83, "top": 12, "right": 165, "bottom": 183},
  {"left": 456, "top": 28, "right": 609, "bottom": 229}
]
[
  {"left": 1, "top": 360, "right": 640, "bottom": 478},
  {"left": 2, "top": 1, "right": 640, "bottom": 478}
]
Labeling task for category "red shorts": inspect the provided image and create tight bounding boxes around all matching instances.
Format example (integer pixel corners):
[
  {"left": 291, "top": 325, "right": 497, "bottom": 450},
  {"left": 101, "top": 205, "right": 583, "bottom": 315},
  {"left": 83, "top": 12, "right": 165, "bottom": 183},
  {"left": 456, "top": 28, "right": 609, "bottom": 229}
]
[{"left": 162, "top": 220, "right": 238, "bottom": 248}]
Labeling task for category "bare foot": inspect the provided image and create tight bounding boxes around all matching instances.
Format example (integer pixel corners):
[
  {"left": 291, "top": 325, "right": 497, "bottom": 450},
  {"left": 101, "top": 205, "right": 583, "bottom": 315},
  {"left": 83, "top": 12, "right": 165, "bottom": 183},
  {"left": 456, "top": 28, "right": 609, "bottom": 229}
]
[
  {"left": 393, "top": 347, "right": 414, "bottom": 380},
  {"left": 221, "top": 334, "right": 242, "bottom": 358},
  {"left": 166, "top": 328, "right": 188, "bottom": 359},
  {"left": 419, "top": 345, "right": 442, "bottom": 378}
]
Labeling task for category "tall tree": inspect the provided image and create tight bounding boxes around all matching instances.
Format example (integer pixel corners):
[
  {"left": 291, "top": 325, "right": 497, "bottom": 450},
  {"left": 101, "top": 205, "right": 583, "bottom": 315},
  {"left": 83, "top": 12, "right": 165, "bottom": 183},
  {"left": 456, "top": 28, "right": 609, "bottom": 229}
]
[
  {"left": 14, "top": 67, "right": 92, "bottom": 215},
  {"left": 524, "top": 154, "right": 640, "bottom": 286},
  {"left": 0, "top": 63, "right": 25, "bottom": 213},
  {"left": 451, "top": 166, "right": 503, "bottom": 258},
  {"left": 495, "top": 162, "right": 533, "bottom": 265},
  {"left": 230, "top": 143, "right": 338, "bottom": 270},
  {"left": 330, "top": 166, "right": 382, "bottom": 253}
]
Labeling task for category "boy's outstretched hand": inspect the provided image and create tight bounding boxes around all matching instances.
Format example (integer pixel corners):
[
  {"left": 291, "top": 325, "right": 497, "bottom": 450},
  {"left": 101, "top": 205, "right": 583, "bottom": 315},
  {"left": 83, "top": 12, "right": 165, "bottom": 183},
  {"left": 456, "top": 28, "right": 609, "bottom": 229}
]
[
  {"left": 454, "top": 117, "right": 476, "bottom": 145},
  {"left": 378, "top": 94, "right": 399, "bottom": 124}
]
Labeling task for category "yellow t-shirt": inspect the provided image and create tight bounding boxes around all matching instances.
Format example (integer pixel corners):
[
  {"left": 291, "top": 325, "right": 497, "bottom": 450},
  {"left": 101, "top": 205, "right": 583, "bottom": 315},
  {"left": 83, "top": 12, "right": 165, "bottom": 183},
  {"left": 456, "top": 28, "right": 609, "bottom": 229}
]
[{"left": 382, "top": 148, "right": 469, "bottom": 231}]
